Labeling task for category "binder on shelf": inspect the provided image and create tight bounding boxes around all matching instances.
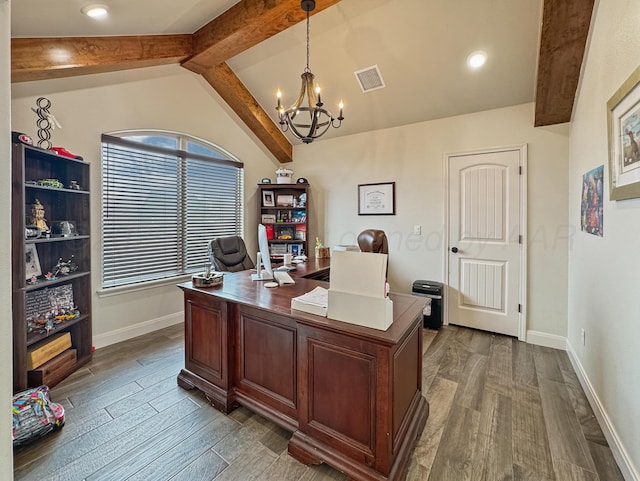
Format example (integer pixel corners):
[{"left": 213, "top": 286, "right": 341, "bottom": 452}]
[{"left": 327, "top": 251, "right": 393, "bottom": 331}]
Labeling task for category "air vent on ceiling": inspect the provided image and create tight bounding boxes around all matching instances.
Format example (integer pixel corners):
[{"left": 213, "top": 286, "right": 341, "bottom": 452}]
[{"left": 354, "top": 65, "right": 385, "bottom": 93}]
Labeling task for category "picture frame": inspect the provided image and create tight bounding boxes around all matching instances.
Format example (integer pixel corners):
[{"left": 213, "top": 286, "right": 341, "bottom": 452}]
[
  {"left": 276, "top": 194, "right": 294, "bottom": 207},
  {"left": 262, "top": 190, "right": 275, "bottom": 207},
  {"left": 25, "top": 244, "right": 42, "bottom": 280},
  {"left": 288, "top": 243, "right": 303, "bottom": 256},
  {"left": 607, "top": 65, "right": 640, "bottom": 200},
  {"left": 358, "top": 182, "right": 396, "bottom": 215}
]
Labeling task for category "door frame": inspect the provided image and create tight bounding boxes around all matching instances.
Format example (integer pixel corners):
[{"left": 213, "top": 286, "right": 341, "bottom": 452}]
[{"left": 442, "top": 144, "right": 528, "bottom": 341}]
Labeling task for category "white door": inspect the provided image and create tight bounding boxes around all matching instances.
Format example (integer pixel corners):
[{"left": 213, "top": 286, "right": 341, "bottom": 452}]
[{"left": 447, "top": 147, "right": 525, "bottom": 338}]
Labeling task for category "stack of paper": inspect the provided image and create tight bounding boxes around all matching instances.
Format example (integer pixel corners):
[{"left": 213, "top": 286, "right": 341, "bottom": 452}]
[{"left": 291, "top": 286, "right": 328, "bottom": 317}]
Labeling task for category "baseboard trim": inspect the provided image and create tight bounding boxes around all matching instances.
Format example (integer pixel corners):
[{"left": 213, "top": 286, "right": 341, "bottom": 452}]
[
  {"left": 93, "top": 312, "right": 183, "bottom": 349},
  {"left": 566, "top": 341, "right": 639, "bottom": 481},
  {"left": 525, "top": 330, "right": 566, "bottom": 350}
]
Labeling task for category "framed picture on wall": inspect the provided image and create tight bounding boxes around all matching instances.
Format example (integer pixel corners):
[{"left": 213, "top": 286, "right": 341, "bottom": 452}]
[
  {"left": 358, "top": 182, "right": 396, "bottom": 215},
  {"left": 607, "top": 65, "right": 640, "bottom": 200}
]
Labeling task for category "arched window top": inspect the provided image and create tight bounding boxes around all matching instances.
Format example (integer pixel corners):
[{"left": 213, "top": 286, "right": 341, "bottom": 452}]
[{"left": 107, "top": 129, "right": 241, "bottom": 164}]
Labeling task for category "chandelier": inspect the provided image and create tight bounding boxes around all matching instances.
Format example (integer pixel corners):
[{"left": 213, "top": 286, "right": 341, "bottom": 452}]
[{"left": 276, "top": 0, "right": 344, "bottom": 144}]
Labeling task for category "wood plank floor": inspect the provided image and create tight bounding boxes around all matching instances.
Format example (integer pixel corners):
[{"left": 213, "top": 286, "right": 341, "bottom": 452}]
[{"left": 13, "top": 324, "right": 625, "bottom": 481}]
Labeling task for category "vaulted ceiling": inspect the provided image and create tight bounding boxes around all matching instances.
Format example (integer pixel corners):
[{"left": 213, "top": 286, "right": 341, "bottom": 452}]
[{"left": 11, "top": 0, "right": 595, "bottom": 164}]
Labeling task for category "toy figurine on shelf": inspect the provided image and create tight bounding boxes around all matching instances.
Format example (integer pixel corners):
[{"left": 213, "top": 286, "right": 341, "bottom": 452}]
[
  {"left": 51, "top": 256, "right": 78, "bottom": 277},
  {"left": 29, "top": 199, "right": 50, "bottom": 235}
]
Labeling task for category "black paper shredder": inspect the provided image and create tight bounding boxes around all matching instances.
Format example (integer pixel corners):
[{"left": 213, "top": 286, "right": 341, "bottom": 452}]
[{"left": 412, "top": 280, "right": 444, "bottom": 330}]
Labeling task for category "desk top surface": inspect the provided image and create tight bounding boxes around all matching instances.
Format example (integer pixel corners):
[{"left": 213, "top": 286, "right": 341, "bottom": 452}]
[{"left": 179, "top": 257, "right": 425, "bottom": 346}]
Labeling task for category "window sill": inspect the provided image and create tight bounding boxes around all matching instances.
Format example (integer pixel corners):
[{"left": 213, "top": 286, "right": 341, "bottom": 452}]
[{"left": 97, "top": 274, "right": 192, "bottom": 298}]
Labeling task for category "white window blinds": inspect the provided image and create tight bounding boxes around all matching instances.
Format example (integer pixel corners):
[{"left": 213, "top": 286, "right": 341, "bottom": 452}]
[{"left": 101, "top": 133, "right": 244, "bottom": 288}]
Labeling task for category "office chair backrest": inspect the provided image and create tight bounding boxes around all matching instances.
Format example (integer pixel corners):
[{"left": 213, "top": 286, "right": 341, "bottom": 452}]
[
  {"left": 209, "top": 236, "right": 256, "bottom": 272},
  {"left": 357, "top": 229, "right": 389, "bottom": 255}
]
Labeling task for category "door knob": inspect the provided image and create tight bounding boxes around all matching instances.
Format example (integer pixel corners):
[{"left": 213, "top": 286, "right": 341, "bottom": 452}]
[{"left": 451, "top": 247, "right": 459, "bottom": 253}]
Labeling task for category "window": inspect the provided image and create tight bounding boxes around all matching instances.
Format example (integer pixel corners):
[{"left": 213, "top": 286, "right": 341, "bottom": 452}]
[{"left": 101, "top": 131, "right": 244, "bottom": 288}]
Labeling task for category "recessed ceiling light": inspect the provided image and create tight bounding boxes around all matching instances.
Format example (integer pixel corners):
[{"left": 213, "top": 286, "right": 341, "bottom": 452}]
[
  {"left": 81, "top": 4, "right": 109, "bottom": 19},
  {"left": 467, "top": 51, "right": 487, "bottom": 69}
]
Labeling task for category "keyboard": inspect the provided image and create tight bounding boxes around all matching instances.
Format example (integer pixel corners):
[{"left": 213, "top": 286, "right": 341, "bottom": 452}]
[{"left": 274, "top": 270, "right": 295, "bottom": 285}]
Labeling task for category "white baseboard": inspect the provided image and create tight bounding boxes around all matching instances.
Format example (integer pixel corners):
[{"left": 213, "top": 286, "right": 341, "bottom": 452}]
[
  {"left": 566, "top": 341, "right": 639, "bottom": 481},
  {"left": 526, "top": 330, "right": 566, "bottom": 350},
  {"left": 92, "top": 312, "right": 183, "bottom": 350}
]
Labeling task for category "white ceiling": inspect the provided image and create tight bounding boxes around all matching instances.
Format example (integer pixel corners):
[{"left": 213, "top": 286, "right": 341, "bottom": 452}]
[{"left": 11, "top": 0, "right": 543, "bottom": 143}]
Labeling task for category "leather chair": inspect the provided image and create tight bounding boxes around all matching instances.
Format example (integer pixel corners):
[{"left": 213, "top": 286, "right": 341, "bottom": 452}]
[
  {"left": 357, "top": 229, "right": 389, "bottom": 255},
  {"left": 209, "top": 236, "right": 255, "bottom": 272},
  {"left": 357, "top": 229, "right": 389, "bottom": 276}
]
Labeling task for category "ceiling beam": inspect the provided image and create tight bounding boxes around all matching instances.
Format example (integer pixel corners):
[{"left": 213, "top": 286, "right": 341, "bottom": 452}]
[
  {"left": 534, "top": 0, "right": 595, "bottom": 126},
  {"left": 182, "top": 0, "right": 341, "bottom": 74},
  {"left": 11, "top": 35, "right": 192, "bottom": 83},
  {"left": 204, "top": 63, "right": 293, "bottom": 164}
]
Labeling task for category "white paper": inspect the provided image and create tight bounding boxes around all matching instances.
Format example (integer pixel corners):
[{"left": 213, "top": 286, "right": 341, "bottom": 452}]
[{"left": 292, "top": 286, "right": 328, "bottom": 307}]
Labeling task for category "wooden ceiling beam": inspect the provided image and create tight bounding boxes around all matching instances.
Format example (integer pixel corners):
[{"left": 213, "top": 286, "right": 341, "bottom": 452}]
[
  {"left": 204, "top": 62, "right": 293, "bottom": 164},
  {"left": 534, "top": 0, "right": 595, "bottom": 126},
  {"left": 11, "top": 35, "right": 192, "bottom": 83},
  {"left": 182, "top": 0, "right": 341, "bottom": 74}
]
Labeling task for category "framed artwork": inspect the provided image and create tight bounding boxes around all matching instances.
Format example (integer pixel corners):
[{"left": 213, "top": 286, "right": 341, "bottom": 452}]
[
  {"left": 25, "top": 244, "right": 42, "bottom": 280},
  {"left": 262, "top": 190, "right": 275, "bottom": 207},
  {"left": 581, "top": 165, "right": 604, "bottom": 237},
  {"left": 358, "top": 182, "right": 396, "bottom": 215},
  {"left": 276, "top": 194, "right": 294, "bottom": 207},
  {"left": 607, "top": 65, "right": 640, "bottom": 200},
  {"left": 288, "top": 243, "right": 303, "bottom": 256}
]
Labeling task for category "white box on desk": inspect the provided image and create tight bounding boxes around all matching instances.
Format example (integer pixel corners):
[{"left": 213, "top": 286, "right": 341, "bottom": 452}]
[
  {"left": 327, "top": 290, "right": 393, "bottom": 330},
  {"left": 326, "top": 251, "right": 393, "bottom": 331}
]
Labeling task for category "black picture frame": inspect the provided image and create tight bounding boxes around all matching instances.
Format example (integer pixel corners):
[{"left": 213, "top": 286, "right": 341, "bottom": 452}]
[{"left": 358, "top": 182, "right": 396, "bottom": 215}]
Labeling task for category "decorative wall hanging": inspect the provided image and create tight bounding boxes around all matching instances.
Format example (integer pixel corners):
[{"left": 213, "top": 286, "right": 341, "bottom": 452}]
[
  {"left": 581, "top": 165, "right": 604, "bottom": 237},
  {"left": 31, "top": 97, "right": 61, "bottom": 150}
]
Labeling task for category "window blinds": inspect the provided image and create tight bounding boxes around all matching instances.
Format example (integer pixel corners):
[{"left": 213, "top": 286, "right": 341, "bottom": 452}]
[{"left": 101, "top": 134, "right": 244, "bottom": 288}]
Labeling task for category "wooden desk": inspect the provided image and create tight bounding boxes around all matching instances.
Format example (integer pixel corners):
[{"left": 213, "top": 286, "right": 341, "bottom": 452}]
[{"left": 177, "top": 259, "right": 428, "bottom": 481}]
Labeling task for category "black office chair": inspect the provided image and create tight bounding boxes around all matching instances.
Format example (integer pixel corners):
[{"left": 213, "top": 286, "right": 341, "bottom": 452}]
[{"left": 209, "top": 236, "right": 255, "bottom": 272}]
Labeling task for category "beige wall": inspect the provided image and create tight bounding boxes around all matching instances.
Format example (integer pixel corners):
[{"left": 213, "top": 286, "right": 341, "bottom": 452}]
[
  {"left": 1, "top": 2, "right": 13, "bottom": 479},
  {"left": 11, "top": 65, "right": 277, "bottom": 345},
  {"left": 292, "top": 103, "right": 570, "bottom": 341},
  {"left": 568, "top": 0, "right": 640, "bottom": 477}
]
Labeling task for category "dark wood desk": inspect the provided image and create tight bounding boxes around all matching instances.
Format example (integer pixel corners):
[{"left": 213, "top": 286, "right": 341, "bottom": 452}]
[{"left": 177, "top": 258, "right": 428, "bottom": 481}]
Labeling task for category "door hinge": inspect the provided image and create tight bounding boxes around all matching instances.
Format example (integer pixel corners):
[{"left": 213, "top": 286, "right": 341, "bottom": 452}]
[
  {"left": 519, "top": 166, "right": 522, "bottom": 175},
  {"left": 519, "top": 235, "right": 523, "bottom": 244},
  {"left": 518, "top": 304, "right": 522, "bottom": 313}
]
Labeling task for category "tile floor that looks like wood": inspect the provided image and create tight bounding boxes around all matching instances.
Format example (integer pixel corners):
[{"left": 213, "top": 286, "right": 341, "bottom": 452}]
[{"left": 13, "top": 324, "right": 625, "bottom": 481}]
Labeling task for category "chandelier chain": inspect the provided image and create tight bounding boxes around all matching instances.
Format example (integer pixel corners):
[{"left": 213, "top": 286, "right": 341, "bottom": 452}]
[{"left": 305, "top": 9, "right": 310, "bottom": 73}]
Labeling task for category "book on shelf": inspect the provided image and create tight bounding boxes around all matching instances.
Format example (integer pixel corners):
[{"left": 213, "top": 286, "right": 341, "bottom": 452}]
[
  {"left": 265, "top": 223, "right": 275, "bottom": 240},
  {"left": 295, "top": 225, "right": 306, "bottom": 241}
]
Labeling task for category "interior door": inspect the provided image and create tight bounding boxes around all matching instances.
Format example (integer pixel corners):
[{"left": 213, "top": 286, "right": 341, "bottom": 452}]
[{"left": 447, "top": 147, "right": 524, "bottom": 337}]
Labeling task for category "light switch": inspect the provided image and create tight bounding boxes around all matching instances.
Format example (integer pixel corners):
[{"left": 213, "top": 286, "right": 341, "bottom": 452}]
[{"left": 413, "top": 225, "right": 421, "bottom": 235}]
